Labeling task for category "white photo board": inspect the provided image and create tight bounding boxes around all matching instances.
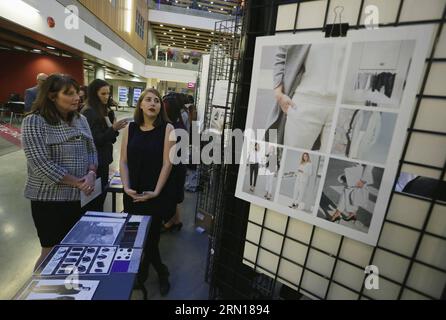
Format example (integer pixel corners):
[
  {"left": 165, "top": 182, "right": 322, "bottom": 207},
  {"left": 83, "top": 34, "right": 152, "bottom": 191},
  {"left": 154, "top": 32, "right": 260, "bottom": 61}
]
[{"left": 235, "top": 25, "right": 434, "bottom": 246}]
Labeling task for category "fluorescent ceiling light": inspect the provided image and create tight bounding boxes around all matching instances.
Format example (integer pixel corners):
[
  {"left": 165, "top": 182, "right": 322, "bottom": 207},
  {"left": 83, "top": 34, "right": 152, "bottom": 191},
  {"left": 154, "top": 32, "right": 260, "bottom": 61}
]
[
  {"left": 46, "top": 46, "right": 56, "bottom": 50},
  {"left": 10, "top": 0, "right": 40, "bottom": 14},
  {"left": 116, "top": 57, "right": 133, "bottom": 71},
  {"left": 13, "top": 46, "right": 27, "bottom": 51},
  {"left": 32, "top": 49, "right": 41, "bottom": 53}
]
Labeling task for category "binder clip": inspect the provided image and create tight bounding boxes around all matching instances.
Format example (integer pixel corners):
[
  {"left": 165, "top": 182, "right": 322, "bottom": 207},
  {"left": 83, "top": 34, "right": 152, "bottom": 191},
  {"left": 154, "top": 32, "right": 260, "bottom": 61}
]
[{"left": 324, "top": 6, "right": 349, "bottom": 37}]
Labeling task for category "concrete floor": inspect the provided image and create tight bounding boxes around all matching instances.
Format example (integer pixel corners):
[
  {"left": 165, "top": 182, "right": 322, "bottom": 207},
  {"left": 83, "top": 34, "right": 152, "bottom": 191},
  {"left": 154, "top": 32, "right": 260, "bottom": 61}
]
[{"left": 0, "top": 109, "right": 209, "bottom": 300}]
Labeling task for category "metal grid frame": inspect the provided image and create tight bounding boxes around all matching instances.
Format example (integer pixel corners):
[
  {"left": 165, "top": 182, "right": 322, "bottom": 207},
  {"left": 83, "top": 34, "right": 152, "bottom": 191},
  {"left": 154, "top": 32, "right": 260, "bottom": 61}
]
[
  {"left": 208, "top": 0, "right": 446, "bottom": 300},
  {"left": 194, "top": 15, "right": 244, "bottom": 293}
]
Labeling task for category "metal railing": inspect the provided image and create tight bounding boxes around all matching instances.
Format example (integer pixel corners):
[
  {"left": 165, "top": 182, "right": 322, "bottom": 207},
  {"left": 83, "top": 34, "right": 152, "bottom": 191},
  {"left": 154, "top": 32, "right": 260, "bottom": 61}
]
[{"left": 146, "top": 58, "right": 200, "bottom": 71}]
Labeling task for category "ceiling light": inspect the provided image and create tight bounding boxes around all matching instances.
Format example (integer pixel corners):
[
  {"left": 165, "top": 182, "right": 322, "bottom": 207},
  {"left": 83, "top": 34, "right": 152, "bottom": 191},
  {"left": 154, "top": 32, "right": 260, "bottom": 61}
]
[
  {"left": 182, "top": 27, "right": 186, "bottom": 30},
  {"left": 211, "top": 32, "right": 214, "bottom": 34},
  {"left": 163, "top": 32, "right": 167, "bottom": 35},
  {"left": 195, "top": 40, "right": 198, "bottom": 43},
  {"left": 206, "top": 45, "right": 209, "bottom": 47},
  {"left": 211, "top": 1, "right": 213, "bottom": 4},
  {"left": 234, "top": 6, "right": 236, "bottom": 8},
  {"left": 223, "top": 38, "right": 226, "bottom": 41},
  {"left": 208, "top": 10, "right": 211, "bottom": 12},
  {"left": 169, "top": 29, "right": 172, "bottom": 32},
  {"left": 184, "top": 46, "right": 187, "bottom": 48},
  {"left": 13, "top": 46, "right": 27, "bottom": 51},
  {"left": 184, "top": 41, "right": 186, "bottom": 44},
  {"left": 198, "top": 4, "right": 201, "bottom": 7},
  {"left": 32, "top": 49, "right": 41, "bottom": 53},
  {"left": 220, "top": 8, "right": 223, "bottom": 11},
  {"left": 208, "top": 39, "right": 211, "bottom": 41},
  {"left": 170, "top": 36, "right": 174, "bottom": 39},
  {"left": 196, "top": 34, "right": 200, "bottom": 36},
  {"left": 173, "top": 42, "right": 176, "bottom": 45},
  {"left": 159, "top": 24, "right": 163, "bottom": 27},
  {"left": 46, "top": 46, "right": 55, "bottom": 50},
  {"left": 187, "top": 6, "right": 189, "bottom": 9},
  {"left": 183, "top": 35, "right": 186, "bottom": 38}
]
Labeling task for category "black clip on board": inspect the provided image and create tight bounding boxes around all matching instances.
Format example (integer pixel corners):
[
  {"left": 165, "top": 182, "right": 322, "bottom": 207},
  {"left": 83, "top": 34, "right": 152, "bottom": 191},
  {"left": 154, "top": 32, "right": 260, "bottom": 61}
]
[{"left": 324, "top": 6, "right": 349, "bottom": 37}]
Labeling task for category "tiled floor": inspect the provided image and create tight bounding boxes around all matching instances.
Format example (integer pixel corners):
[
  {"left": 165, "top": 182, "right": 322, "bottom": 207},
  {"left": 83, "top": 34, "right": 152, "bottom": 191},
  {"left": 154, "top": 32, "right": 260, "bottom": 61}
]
[{"left": 0, "top": 110, "right": 209, "bottom": 300}]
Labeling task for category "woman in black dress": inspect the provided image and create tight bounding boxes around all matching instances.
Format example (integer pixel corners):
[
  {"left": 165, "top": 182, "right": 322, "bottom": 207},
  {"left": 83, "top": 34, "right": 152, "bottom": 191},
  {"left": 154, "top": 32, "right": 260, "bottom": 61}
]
[
  {"left": 120, "top": 88, "right": 176, "bottom": 296},
  {"left": 161, "top": 93, "right": 187, "bottom": 232},
  {"left": 82, "top": 79, "right": 127, "bottom": 211}
]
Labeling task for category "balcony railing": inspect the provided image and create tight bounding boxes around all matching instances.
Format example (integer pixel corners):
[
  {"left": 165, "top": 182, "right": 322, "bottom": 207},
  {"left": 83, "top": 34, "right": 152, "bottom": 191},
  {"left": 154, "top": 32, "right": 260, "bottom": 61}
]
[
  {"left": 146, "top": 58, "right": 200, "bottom": 71},
  {"left": 149, "top": 2, "right": 230, "bottom": 20}
]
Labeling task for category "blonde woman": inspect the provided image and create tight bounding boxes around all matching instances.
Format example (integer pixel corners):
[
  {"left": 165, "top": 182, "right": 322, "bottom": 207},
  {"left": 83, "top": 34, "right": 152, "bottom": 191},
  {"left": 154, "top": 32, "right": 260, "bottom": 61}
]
[{"left": 290, "top": 153, "right": 312, "bottom": 209}]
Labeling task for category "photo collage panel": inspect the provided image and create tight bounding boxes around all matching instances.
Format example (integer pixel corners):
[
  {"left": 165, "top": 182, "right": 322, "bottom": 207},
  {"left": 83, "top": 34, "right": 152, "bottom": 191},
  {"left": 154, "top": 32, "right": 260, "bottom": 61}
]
[{"left": 235, "top": 26, "right": 433, "bottom": 245}]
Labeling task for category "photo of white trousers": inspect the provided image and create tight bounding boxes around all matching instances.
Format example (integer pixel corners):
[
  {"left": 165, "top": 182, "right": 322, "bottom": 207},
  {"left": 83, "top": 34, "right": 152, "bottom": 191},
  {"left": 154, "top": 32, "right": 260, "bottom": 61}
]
[
  {"left": 292, "top": 162, "right": 313, "bottom": 205},
  {"left": 292, "top": 173, "right": 309, "bottom": 204},
  {"left": 284, "top": 93, "right": 336, "bottom": 152},
  {"left": 265, "top": 170, "right": 274, "bottom": 194}
]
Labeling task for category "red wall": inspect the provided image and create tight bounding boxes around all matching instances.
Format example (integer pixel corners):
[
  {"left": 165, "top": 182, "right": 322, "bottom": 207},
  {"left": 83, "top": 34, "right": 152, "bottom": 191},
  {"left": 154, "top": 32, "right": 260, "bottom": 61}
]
[{"left": 0, "top": 51, "right": 83, "bottom": 102}]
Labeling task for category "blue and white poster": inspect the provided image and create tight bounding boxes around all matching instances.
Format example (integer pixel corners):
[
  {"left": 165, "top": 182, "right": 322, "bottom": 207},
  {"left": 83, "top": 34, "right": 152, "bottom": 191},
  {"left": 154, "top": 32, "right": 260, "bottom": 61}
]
[
  {"left": 118, "top": 86, "right": 129, "bottom": 106},
  {"left": 132, "top": 87, "right": 142, "bottom": 107}
]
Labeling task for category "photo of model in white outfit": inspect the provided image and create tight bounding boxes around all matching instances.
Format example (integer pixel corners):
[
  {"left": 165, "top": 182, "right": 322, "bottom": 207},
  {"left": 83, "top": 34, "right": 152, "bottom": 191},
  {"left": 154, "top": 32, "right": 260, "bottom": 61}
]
[
  {"left": 263, "top": 43, "right": 346, "bottom": 152},
  {"left": 242, "top": 142, "right": 283, "bottom": 201},
  {"left": 277, "top": 150, "right": 323, "bottom": 214},
  {"left": 289, "top": 153, "right": 313, "bottom": 210},
  {"left": 331, "top": 108, "right": 397, "bottom": 164},
  {"left": 264, "top": 145, "right": 278, "bottom": 200},
  {"left": 318, "top": 158, "right": 384, "bottom": 233}
]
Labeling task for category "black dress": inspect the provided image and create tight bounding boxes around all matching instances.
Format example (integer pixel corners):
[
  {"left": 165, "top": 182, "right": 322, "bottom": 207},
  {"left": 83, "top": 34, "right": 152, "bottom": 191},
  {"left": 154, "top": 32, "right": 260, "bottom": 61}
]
[{"left": 123, "top": 122, "right": 175, "bottom": 280}]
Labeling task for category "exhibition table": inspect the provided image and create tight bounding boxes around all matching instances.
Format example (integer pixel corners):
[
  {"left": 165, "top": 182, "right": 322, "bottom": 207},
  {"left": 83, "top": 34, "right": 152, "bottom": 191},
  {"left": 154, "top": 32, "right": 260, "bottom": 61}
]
[{"left": 14, "top": 211, "right": 151, "bottom": 300}]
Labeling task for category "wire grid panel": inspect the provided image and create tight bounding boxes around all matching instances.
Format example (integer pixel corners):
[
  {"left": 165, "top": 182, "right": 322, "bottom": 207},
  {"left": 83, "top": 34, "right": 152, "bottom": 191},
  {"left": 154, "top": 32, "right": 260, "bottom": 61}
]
[
  {"left": 195, "top": 16, "right": 245, "bottom": 289},
  {"left": 242, "top": 0, "right": 446, "bottom": 300}
]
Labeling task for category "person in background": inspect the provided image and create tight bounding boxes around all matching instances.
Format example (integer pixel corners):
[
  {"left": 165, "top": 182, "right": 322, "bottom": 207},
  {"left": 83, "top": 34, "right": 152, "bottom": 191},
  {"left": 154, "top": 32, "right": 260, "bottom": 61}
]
[
  {"left": 162, "top": 93, "right": 187, "bottom": 232},
  {"left": 24, "top": 73, "right": 48, "bottom": 112},
  {"left": 120, "top": 88, "right": 176, "bottom": 296},
  {"left": 82, "top": 79, "right": 127, "bottom": 212},
  {"left": 21, "top": 74, "right": 97, "bottom": 270},
  {"left": 180, "top": 94, "right": 191, "bottom": 135},
  {"left": 77, "top": 86, "right": 87, "bottom": 112}
]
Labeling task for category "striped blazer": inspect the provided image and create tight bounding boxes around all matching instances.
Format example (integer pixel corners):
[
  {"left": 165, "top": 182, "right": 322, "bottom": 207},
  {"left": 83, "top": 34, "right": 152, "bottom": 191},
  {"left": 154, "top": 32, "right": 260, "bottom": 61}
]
[{"left": 22, "top": 113, "right": 98, "bottom": 201}]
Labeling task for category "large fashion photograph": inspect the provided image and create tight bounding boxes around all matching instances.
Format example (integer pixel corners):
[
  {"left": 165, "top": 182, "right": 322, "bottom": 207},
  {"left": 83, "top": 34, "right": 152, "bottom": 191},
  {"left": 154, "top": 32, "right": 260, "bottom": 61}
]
[
  {"left": 251, "top": 42, "right": 347, "bottom": 152},
  {"left": 235, "top": 26, "right": 433, "bottom": 245}
]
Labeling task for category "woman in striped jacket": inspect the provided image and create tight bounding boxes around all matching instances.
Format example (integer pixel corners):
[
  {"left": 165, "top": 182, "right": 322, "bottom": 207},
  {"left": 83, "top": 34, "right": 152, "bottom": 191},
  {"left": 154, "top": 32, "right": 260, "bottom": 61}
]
[{"left": 22, "top": 74, "right": 98, "bottom": 269}]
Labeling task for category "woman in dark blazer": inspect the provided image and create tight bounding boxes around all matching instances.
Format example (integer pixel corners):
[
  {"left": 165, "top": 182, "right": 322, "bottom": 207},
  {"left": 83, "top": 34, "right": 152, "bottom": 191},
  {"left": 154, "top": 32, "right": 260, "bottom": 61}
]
[{"left": 81, "top": 79, "right": 127, "bottom": 211}]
